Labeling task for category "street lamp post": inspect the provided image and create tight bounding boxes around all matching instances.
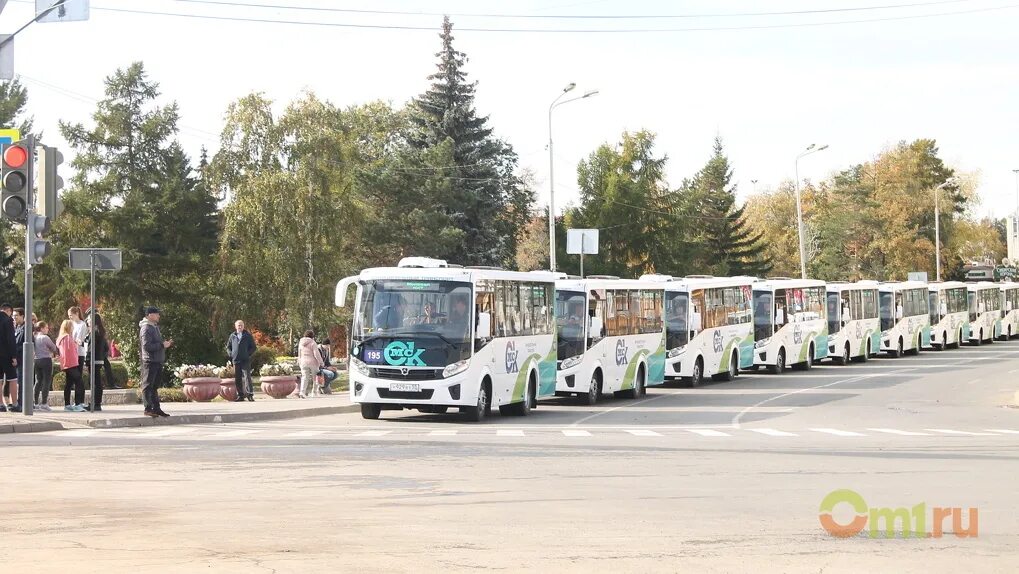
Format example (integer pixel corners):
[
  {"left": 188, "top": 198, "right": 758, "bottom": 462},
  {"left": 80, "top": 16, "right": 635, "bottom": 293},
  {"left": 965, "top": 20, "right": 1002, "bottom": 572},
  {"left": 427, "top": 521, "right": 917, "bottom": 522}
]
[
  {"left": 933, "top": 178, "right": 958, "bottom": 282},
  {"left": 794, "top": 144, "right": 828, "bottom": 279},
  {"left": 548, "top": 83, "right": 598, "bottom": 272},
  {"left": 1013, "top": 169, "right": 1019, "bottom": 261}
]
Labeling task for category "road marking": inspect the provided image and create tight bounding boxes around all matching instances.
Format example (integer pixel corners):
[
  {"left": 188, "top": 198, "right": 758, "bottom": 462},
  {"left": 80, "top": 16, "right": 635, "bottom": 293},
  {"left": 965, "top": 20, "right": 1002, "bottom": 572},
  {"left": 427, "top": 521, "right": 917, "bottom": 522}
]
[
  {"left": 428, "top": 430, "right": 458, "bottom": 436},
  {"left": 570, "top": 391, "right": 678, "bottom": 426},
  {"left": 497, "top": 429, "right": 525, "bottom": 437},
  {"left": 732, "top": 371, "right": 888, "bottom": 428},
  {"left": 926, "top": 429, "right": 997, "bottom": 436},
  {"left": 685, "top": 429, "right": 730, "bottom": 437},
  {"left": 356, "top": 430, "right": 392, "bottom": 437},
  {"left": 867, "top": 428, "right": 931, "bottom": 436},
  {"left": 562, "top": 430, "right": 592, "bottom": 437},
  {"left": 809, "top": 428, "right": 866, "bottom": 437},
  {"left": 58, "top": 429, "right": 100, "bottom": 437},
  {"left": 213, "top": 429, "right": 262, "bottom": 437},
  {"left": 747, "top": 428, "right": 798, "bottom": 437},
  {"left": 965, "top": 378, "right": 981, "bottom": 385},
  {"left": 145, "top": 428, "right": 194, "bottom": 437},
  {"left": 1007, "top": 369, "right": 1019, "bottom": 374},
  {"left": 284, "top": 430, "right": 327, "bottom": 437},
  {"left": 986, "top": 429, "right": 1019, "bottom": 434},
  {"left": 625, "top": 429, "right": 662, "bottom": 437}
]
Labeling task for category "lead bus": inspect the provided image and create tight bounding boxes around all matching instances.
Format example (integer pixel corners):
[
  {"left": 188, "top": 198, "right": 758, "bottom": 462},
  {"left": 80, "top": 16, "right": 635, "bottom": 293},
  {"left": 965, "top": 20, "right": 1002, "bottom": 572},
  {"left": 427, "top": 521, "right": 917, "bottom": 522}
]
[
  {"left": 878, "top": 281, "right": 931, "bottom": 357},
  {"left": 825, "top": 281, "right": 880, "bottom": 364},
  {"left": 336, "top": 257, "right": 557, "bottom": 422},
  {"left": 555, "top": 278, "right": 666, "bottom": 404},
  {"left": 751, "top": 278, "right": 828, "bottom": 373},
  {"left": 967, "top": 281, "right": 1001, "bottom": 345},
  {"left": 1000, "top": 282, "right": 1019, "bottom": 340},
  {"left": 641, "top": 275, "right": 755, "bottom": 386},
  {"left": 926, "top": 281, "right": 969, "bottom": 350}
]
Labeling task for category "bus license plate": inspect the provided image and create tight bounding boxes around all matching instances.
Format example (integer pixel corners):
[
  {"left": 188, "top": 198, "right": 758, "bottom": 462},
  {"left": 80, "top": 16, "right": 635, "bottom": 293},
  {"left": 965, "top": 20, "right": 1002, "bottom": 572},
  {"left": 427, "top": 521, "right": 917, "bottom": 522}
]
[{"left": 390, "top": 383, "right": 420, "bottom": 393}]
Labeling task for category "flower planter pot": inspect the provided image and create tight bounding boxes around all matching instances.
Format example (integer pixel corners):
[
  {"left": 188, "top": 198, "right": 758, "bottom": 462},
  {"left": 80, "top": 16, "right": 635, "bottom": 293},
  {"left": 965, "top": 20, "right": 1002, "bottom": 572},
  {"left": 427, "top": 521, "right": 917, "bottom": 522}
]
[
  {"left": 261, "top": 375, "right": 298, "bottom": 399},
  {"left": 182, "top": 377, "right": 222, "bottom": 402},
  {"left": 219, "top": 378, "right": 238, "bottom": 401}
]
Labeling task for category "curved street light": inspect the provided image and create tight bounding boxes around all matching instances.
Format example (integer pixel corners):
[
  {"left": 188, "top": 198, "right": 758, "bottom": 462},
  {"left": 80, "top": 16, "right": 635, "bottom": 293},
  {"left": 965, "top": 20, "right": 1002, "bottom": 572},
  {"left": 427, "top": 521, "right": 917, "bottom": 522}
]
[
  {"left": 794, "top": 144, "right": 829, "bottom": 279},
  {"left": 548, "top": 84, "right": 598, "bottom": 272}
]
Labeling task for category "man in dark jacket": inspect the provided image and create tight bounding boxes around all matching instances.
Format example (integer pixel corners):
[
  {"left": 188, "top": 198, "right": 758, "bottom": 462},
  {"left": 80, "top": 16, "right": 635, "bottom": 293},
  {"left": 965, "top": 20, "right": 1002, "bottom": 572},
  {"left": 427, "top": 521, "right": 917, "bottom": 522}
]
[
  {"left": 226, "top": 320, "right": 256, "bottom": 402},
  {"left": 0, "top": 304, "right": 16, "bottom": 412},
  {"left": 139, "top": 306, "right": 173, "bottom": 417}
]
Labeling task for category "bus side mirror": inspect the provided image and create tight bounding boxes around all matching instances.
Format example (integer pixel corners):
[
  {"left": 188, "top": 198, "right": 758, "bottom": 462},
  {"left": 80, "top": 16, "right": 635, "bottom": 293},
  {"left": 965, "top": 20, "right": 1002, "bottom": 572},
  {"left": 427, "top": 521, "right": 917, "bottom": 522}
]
[
  {"left": 476, "top": 313, "right": 492, "bottom": 339},
  {"left": 589, "top": 316, "right": 603, "bottom": 338}
]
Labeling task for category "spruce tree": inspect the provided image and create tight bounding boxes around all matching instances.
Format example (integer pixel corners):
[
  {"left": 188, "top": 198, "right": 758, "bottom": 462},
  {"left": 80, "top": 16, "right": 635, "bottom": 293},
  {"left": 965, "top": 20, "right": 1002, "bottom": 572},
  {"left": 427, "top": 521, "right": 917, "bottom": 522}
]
[{"left": 408, "top": 16, "right": 531, "bottom": 267}]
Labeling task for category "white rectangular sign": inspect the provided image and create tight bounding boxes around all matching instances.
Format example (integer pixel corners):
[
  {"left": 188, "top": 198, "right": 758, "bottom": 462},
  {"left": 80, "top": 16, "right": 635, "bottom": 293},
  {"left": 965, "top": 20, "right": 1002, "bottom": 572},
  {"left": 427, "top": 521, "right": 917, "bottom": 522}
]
[
  {"left": 36, "top": 0, "right": 89, "bottom": 23},
  {"left": 566, "top": 228, "right": 599, "bottom": 255},
  {"left": 0, "top": 36, "right": 11, "bottom": 81}
]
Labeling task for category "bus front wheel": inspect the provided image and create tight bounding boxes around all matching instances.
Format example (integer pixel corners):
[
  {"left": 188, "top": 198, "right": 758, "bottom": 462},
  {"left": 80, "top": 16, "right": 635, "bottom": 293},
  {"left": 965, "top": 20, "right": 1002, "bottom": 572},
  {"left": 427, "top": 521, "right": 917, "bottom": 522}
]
[
  {"left": 835, "top": 343, "right": 850, "bottom": 365},
  {"left": 580, "top": 371, "right": 601, "bottom": 406},
  {"left": 793, "top": 345, "right": 814, "bottom": 370},
  {"left": 462, "top": 382, "right": 490, "bottom": 422},
  {"left": 360, "top": 403, "right": 382, "bottom": 420},
  {"left": 769, "top": 349, "right": 785, "bottom": 375},
  {"left": 716, "top": 353, "right": 738, "bottom": 382},
  {"left": 973, "top": 331, "right": 983, "bottom": 346},
  {"left": 890, "top": 338, "right": 903, "bottom": 358},
  {"left": 951, "top": 329, "right": 962, "bottom": 349},
  {"left": 688, "top": 358, "right": 704, "bottom": 387}
]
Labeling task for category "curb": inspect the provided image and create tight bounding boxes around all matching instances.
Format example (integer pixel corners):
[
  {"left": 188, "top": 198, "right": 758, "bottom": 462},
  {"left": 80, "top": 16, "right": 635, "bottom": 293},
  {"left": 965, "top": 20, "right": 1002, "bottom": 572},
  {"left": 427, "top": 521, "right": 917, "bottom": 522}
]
[
  {"left": 81, "top": 403, "right": 361, "bottom": 429},
  {"left": 0, "top": 421, "right": 64, "bottom": 434},
  {"left": 1015, "top": 390, "right": 1019, "bottom": 407}
]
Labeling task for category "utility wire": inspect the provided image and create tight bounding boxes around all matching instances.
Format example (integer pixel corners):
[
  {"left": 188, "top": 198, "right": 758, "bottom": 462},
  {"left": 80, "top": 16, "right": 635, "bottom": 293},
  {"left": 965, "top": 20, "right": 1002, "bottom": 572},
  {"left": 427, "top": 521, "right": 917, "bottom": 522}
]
[{"left": 0, "top": 0, "right": 70, "bottom": 49}]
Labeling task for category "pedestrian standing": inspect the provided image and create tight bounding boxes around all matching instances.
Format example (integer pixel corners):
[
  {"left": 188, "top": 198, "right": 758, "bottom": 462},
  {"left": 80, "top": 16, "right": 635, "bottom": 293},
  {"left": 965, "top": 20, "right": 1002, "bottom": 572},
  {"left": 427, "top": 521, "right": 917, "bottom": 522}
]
[
  {"left": 225, "top": 320, "right": 256, "bottom": 402},
  {"left": 139, "top": 307, "right": 172, "bottom": 417},
  {"left": 68, "top": 307, "right": 89, "bottom": 408},
  {"left": 297, "top": 330, "right": 322, "bottom": 399},
  {"left": 33, "top": 321, "right": 57, "bottom": 411},
  {"left": 0, "top": 304, "right": 16, "bottom": 412},
  {"left": 56, "top": 320, "right": 85, "bottom": 412},
  {"left": 86, "top": 313, "right": 115, "bottom": 410},
  {"left": 11, "top": 307, "right": 26, "bottom": 411}
]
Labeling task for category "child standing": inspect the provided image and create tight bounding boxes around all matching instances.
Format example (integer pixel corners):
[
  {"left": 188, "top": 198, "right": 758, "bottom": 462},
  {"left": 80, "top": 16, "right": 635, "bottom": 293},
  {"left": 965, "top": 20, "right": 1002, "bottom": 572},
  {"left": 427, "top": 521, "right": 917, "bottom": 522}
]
[
  {"left": 56, "top": 320, "right": 85, "bottom": 412},
  {"left": 33, "top": 321, "right": 58, "bottom": 411}
]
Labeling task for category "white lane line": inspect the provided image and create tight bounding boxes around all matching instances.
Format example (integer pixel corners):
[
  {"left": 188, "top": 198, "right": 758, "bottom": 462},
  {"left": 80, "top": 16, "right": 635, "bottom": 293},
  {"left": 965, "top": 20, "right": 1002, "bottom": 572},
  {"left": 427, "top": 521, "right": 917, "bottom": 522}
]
[
  {"left": 213, "top": 429, "right": 262, "bottom": 438},
  {"left": 356, "top": 430, "right": 392, "bottom": 437},
  {"left": 145, "top": 428, "right": 195, "bottom": 437},
  {"left": 731, "top": 371, "right": 887, "bottom": 428},
  {"left": 562, "top": 430, "right": 592, "bottom": 437},
  {"left": 685, "top": 429, "right": 731, "bottom": 437},
  {"left": 570, "top": 391, "right": 679, "bottom": 426},
  {"left": 747, "top": 428, "right": 798, "bottom": 437},
  {"left": 57, "top": 429, "right": 100, "bottom": 437},
  {"left": 986, "top": 429, "right": 1019, "bottom": 434},
  {"left": 497, "top": 429, "right": 525, "bottom": 437},
  {"left": 809, "top": 428, "right": 866, "bottom": 437},
  {"left": 625, "top": 429, "right": 663, "bottom": 437},
  {"left": 965, "top": 378, "right": 981, "bottom": 385},
  {"left": 925, "top": 429, "right": 997, "bottom": 436},
  {"left": 428, "top": 430, "right": 458, "bottom": 436},
  {"left": 1007, "top": 369, "right": 1019, "bottom": 374},
  {"left": 284, "top": 430, "right": 327, "bottom": 437},
  {"left": 867, "top": 428, "right": 931, "bottom": 436}
]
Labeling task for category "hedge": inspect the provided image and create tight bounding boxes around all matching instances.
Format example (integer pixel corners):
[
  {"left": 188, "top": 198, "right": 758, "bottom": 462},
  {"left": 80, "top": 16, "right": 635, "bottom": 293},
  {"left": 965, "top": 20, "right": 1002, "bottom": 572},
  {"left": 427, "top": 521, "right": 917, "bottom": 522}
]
[{"left": 51, "top": 361, "right": 130, "bottom": 391}]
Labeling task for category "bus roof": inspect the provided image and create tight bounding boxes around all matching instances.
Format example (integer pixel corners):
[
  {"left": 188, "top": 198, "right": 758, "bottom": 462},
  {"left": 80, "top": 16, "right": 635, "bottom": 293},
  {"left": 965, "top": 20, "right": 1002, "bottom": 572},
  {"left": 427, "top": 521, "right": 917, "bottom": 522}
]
[
  {"left": 751, "top": 278, "right": 826, "bottom": 290},
  {"left": 967, "top": 281, "right": 1000, "bottom": 291},
  {"left": 927, "top": 281, "right": 968, "bottom": 292},
  {"left": 827, "top": 281, "right": 879, "bottom": 293},
  {"left": 878, "top": 281, "right": 928, "bottom": 292},
  {"left": 556, "top": 278, "right": 666, "bottom": 292},
  {"left": 639, "top": 274, "right": 757, "bottom": 291}
]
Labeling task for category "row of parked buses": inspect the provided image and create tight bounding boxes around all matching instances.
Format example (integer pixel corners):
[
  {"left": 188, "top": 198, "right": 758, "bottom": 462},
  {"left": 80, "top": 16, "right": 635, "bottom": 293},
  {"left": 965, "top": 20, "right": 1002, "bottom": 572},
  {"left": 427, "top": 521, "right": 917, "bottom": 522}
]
[{"left": 335, "top": 257, "right": 1019, "bottom": 421}]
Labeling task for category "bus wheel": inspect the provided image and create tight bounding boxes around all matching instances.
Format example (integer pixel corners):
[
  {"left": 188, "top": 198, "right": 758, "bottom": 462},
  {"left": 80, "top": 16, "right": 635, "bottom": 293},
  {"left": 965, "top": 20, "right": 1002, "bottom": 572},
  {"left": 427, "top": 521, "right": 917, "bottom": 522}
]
[
  {"left": 463, "top": 382, "right": 490, "bottom": 422},
  {"left": 937, "top": 332, "right": 947, "bottom": 351},
  {"left": 973, "top": 331, "right": 983, "bottom": 346},
  {"left": 906, "top": 336, "right": 920, "bottom": 356},
  {"left": 360, "top": 403, "right": 382, "bottom": 420},
  {"left": 835, "top": 343, "right": 850, "bottom": 365},
  {"left": 622, "top": 365, "right": 645, "bottom": 399},
  {"left": 717, "top": 353, "right": 738, "bottom": 382},
  {"left": 689, "top": 357, "right": 704, "bottom": 387},
  {"left": 581, "top": 372, "right": 601, "bottom": 406},
  {"left": 769, "top": 349, "right": 785, "bottom": 375},
  {"left": 890, "top": 338, "right": 903, "bottom": 358},
  {"left": 794, "top": 345, "right": 814, "bottom": 371},
  {"left": 951, "top": 329, "right": 962, "bottom": 349}
]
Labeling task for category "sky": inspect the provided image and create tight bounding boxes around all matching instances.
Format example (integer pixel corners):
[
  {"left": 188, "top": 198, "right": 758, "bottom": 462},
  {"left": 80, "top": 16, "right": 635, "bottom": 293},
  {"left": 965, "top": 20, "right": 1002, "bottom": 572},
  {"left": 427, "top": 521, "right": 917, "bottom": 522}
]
[{"left": 4, "top": 0, "right": 1018, "bottom": 219}]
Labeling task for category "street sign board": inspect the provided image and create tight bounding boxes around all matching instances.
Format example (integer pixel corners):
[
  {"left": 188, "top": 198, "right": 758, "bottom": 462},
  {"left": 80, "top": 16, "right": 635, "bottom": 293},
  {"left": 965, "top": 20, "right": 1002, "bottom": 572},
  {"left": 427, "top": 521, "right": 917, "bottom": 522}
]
[
  {"left": 566, "top": 228, "right": 599, "bottom": 255},
  {"left": 36, "top": 0, "right": 89, "bottom": 23},
  {"left": 0, "top": 36, "right": 11, "bottom": 81},
  {"left": 69, "top": 248, "right": 121, "bottom": 271},
  {"left": 907, "top": 271, "right": 928, "bottom": 282},
  {"left": 0, "top": 128, "right": 20, "bottom": 146}
]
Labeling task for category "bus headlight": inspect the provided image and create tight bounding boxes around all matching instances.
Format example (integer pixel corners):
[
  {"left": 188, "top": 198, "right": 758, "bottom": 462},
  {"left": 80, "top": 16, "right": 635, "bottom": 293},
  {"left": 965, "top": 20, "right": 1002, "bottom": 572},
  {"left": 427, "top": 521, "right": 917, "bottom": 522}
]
[
  {"left": 667, "top": 346, "right": 685, "bottom": 358},
  {"left": 349, "top": 357, "right": 369, "bottom": 376},
  {"left": 755, "top": 337, "right": 770, "bottom": 349},
  {"left": 443, "top": 359, "right": 470, "bottom": 378},
  {"left": 559, "top": 355, "right": 583, "bottom": 370}
]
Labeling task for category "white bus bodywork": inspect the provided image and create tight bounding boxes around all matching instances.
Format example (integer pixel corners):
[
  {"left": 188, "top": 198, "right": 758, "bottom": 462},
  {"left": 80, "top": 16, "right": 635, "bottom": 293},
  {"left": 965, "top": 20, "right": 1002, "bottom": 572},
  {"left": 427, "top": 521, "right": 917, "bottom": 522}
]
[
  {"left": 967, "top": 281, "right": 1001, "bottom": 344},
  {"left": 926, "top": 281, "right": 970, "bottom": 350},
  {"left": 878, "top": 281, "right": 931, "bottom": 356},
  {"left": 751, "top": 279, "right": 829, "bottom": 373},
  {"left": 825, "top": 281, "right": 880, "bottom": 364}
]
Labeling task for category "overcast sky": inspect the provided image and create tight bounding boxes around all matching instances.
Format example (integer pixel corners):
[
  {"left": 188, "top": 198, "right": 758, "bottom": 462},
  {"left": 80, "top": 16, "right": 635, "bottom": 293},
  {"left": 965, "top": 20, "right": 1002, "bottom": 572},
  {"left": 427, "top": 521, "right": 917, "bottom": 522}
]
[{"left": 6, "top": 0, "right": 1018, "bottom": 218}]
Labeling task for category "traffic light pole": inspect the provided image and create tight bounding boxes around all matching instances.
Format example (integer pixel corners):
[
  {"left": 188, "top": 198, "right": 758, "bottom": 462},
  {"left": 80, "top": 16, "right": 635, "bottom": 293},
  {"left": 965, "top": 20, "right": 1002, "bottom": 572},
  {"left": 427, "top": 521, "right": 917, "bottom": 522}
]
[
  {"left": 89, "top": 252, "right": 96, "bottom": 412},
  {"left": 20, "top": 136, "right": 35, "bottom": 417}
]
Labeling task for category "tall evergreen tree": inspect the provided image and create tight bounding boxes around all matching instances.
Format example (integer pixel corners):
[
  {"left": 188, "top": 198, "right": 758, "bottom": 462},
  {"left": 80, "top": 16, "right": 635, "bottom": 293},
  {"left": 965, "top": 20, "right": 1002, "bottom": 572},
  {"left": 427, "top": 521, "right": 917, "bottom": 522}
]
[
  {"left": 407, "top": 16, "right": 532, "bottom": 266},
  {"left": 685, "top": 137, "right": 771, "bottom": 276}
]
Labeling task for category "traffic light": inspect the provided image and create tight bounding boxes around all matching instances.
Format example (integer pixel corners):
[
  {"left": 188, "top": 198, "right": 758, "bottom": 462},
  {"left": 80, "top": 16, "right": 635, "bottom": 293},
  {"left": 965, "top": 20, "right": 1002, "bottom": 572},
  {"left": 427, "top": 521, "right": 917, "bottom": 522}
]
[
  {"left": 36, "top": 144, "right": 64, "bottom": 220},
  {"left": 1, "top": 136, "right": 34, "bottom": 223},
  {"left": 26, "top": 213, "right": 50, "bottom": 265}
]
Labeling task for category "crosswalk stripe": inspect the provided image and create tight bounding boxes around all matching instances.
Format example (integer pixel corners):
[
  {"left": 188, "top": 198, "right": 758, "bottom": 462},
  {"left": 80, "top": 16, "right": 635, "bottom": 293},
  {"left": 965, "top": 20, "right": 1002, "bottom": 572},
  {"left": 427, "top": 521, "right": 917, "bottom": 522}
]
[
  {"left": 145, "top": 428, "right": 195, "bottom": 437},
  {"left": 747, "top": 428, "right": 798, "bottom": 437},
  {"left": 867, "top": 428, "right": 931, "bottom": 436},
  {"left": 58, "top": 429, "right": 100, "bottom": 437},
  {"left": 213, "top": 430, "right": 261, "bottom": 437},
  {"left": 497, "top": 430, "right": 525, "bottom": 437},
  {"left": 625, "top": 429, "right": 663, "bottom": 437},
  {"left": 985, "top": 429, "right": 1019, "bottom": 434},
  {"left": 809, "top": 428, "right": 866, "bottom": 437},
  {"left": 428, "top": 430, "right": 458, "bottom": 436},
  {"left": 562, "top": 430, "right": 592, "bottom": 437},
  {"left": 284, "top": 430, "right": 327, "bottom": 437},
  {"left": 685, "top": 429, "right": 731, "bottom": 437},
  {"left": 925, "top": 429, "right": 997, "bottom": 436},
  {"left": 356, "top": 430, "right": 392, "bottom": 437}
]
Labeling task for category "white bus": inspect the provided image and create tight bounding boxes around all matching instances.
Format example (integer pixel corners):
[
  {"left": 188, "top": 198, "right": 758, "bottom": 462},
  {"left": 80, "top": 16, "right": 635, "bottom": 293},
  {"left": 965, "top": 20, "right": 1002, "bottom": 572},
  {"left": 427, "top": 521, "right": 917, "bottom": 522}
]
[
  {"left": 926, "top": 281, "right": 970, "bottom": 350},
  {"left": 555, "top": 278, "right": 666, "bottom": 404},
  {"left": 336, "top": 257, "right": 557, "bottom": 421},
  {"left": 751, "top": 279, "right": 828, "bottom": 373},
  {"left": 967, "top": 281, "right": 1001, "bottom": 344},
  {"left": 1000, "top": 283, "right": 1019, "bottom": 340},
  {"left": 825, "top": 281, "right": 880, "bottom": 364},
  {"left": 641, "top": 275, "right": 754, "bottom": 385},
  {"left": 878, "top": 281, "right": 931, "bottom": 357}
]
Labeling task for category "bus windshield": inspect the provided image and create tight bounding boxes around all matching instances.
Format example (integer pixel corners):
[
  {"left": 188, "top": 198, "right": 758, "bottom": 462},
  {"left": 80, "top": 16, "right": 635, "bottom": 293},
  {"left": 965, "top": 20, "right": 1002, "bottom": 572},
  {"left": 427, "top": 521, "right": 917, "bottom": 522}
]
[
  {"left": 665, "top": 291, "right": 689, "bottom": 350},
  {"left": 929, "top": 292, "right": 939, "bottom": 325},
  {"left": 556, "top": 290, "right": 587, "bottom": 361},
  {"left": 827, "top": 292, "right": 841, "bottom": 334},
  {"left": 880, "top": 292, "right": 894, "bottom": 331},
  {"left": 753, "top": 290, "right": 773, "bottom": 342},
  {"left": 352, "top": 279, "right": 473, "bottom": 367}
]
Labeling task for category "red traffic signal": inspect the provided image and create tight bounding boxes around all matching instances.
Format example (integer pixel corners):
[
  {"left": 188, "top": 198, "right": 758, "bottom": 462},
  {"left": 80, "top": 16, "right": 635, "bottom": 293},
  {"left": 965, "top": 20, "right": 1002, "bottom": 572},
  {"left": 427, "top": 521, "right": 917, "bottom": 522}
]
[{"left": 2, "top": 145, "right": 27, "bottom": 169}]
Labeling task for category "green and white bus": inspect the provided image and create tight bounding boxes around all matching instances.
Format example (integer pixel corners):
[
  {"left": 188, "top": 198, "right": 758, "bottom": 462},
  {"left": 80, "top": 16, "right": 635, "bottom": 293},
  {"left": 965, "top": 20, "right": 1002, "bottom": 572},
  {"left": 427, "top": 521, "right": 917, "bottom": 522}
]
[
  {"left": 641, "top": 275, "right": 755, "bottom": 386},
  {"left": 878, "top": 281, "right": 931, "bottom": 357},
  {"left": 336, "top": 257, "right": 557, "bottom": 422},
  {"left": 1000, "top": 283, "right": 1019, "bottom": 340},
  {"left": 825, "top": 281, "right": 880, "bottom": 364},
  {"left": 966, "top": 281, "right": 1001, "bottom": 345},
  {"left": 926, "top": 281, "right": 970, "bottom": 350},
  {"left": 555, "top": 278, "right": 666, "bottom": 404},
  {"left": 751, "top": 278, "right": 828, "bottom": 373}
]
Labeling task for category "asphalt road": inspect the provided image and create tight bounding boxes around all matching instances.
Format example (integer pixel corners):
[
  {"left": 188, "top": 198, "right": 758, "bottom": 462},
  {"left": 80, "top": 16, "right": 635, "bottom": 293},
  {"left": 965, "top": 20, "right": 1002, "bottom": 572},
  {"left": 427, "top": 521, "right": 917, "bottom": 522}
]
[{"left": 4, "top": 342, "right": 1018, "bottom": 573}]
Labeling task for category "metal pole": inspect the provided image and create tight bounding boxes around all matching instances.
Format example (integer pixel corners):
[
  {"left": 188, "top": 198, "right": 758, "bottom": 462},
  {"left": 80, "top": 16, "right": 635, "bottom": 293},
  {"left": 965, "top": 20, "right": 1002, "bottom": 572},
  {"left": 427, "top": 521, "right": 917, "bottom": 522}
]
[
  {"left": 1013, "top": 169, "right": 1019, "bottom": 260},
  {"left": 934, "top": 186, "right": 941, "bottom": 282},
  {"left": 794, "top": 158, "right": 807, "bottom": 279},
  {"left": 21, "top": 134, "right": 35, "bottom": 416},
  {"left": 548, "top": 107, "right": 557, "bottom": 272},
  {"left": 89, "top": 251, "right": 96, "bottom": 412},
  {"left": 580, "top": 246, "right": 585, "bottom": 279}
]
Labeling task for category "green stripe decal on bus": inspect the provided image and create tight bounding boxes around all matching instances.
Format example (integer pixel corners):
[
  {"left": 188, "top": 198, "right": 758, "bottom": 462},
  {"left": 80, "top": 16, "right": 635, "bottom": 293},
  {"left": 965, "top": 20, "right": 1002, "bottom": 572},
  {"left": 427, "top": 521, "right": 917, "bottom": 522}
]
[
  {"left": 620, "top": 349, "right": 651, "bottom": 390},
  {"left": 512, "top": 353, "right": 543, "bottom": 402}
]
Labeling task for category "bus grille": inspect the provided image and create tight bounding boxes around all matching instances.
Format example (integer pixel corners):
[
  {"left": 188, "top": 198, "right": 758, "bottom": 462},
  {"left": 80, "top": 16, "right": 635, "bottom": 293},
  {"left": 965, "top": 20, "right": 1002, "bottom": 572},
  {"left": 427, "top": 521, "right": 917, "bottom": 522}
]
[
  {"left": 369, "top": 367, "right": 444, "bottom": 381},
  {"left": 377, "top": 389, "right": 435, "bottom": 400}
]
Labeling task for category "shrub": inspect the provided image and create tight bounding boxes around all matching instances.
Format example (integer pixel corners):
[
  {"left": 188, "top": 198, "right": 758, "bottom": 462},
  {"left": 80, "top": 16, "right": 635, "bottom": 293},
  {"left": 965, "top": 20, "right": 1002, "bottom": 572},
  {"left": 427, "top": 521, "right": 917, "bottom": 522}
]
[
  {"left": 52, "top": 361, "right": 136, "bottom": 390},
  {"left": 157, "top": 387, "right": 187, "bottom": 402},
  {"left": 250, "top": 346, "right": 278, "bottom": 374},
  {"left": 259, "top": 363, "right": 292, "bottom": 376},
  {"left": 214, "top": 364, "right": 235, "bottom": 378},
  {"left": 172, "top": 364, "right": 218, "bottom": 382}
]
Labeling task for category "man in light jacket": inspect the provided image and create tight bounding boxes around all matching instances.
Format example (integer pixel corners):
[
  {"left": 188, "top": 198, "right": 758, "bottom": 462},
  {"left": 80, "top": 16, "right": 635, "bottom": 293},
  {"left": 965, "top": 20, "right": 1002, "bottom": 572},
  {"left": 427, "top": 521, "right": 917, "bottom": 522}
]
[
  {"left": 139, "top": 307, "right": 173, "bottom": 417},
  {"left": 226, "top": 320, "right": 257, "bottom": 402}
]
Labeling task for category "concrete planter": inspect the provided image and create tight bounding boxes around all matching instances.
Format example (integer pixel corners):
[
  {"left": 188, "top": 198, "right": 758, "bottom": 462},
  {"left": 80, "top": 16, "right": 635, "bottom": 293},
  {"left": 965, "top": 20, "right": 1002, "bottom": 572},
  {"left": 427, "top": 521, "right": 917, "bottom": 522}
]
[
  {"left": 261, "top": 375, "right": 298, "bottom": 399},
  {"left": 182, "top": 377, "right": 221, "bottom": 402},
  {"left": 219, "top": 378, "right": 238, "bottom": 401}
]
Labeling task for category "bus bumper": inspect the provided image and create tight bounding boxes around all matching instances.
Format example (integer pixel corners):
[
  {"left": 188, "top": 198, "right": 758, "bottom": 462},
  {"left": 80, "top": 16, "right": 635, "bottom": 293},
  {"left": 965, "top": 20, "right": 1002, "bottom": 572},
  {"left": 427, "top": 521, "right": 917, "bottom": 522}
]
[{"left": 349, "top": 370, "right": 478, "bottom": 408}]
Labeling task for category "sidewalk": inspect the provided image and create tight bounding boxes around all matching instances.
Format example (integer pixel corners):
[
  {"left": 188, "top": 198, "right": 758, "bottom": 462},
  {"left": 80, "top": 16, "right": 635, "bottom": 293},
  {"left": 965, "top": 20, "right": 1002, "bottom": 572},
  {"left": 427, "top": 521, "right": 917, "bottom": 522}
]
[{"left": 0, "top": 393, "right": 357, "bottom": 433}]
